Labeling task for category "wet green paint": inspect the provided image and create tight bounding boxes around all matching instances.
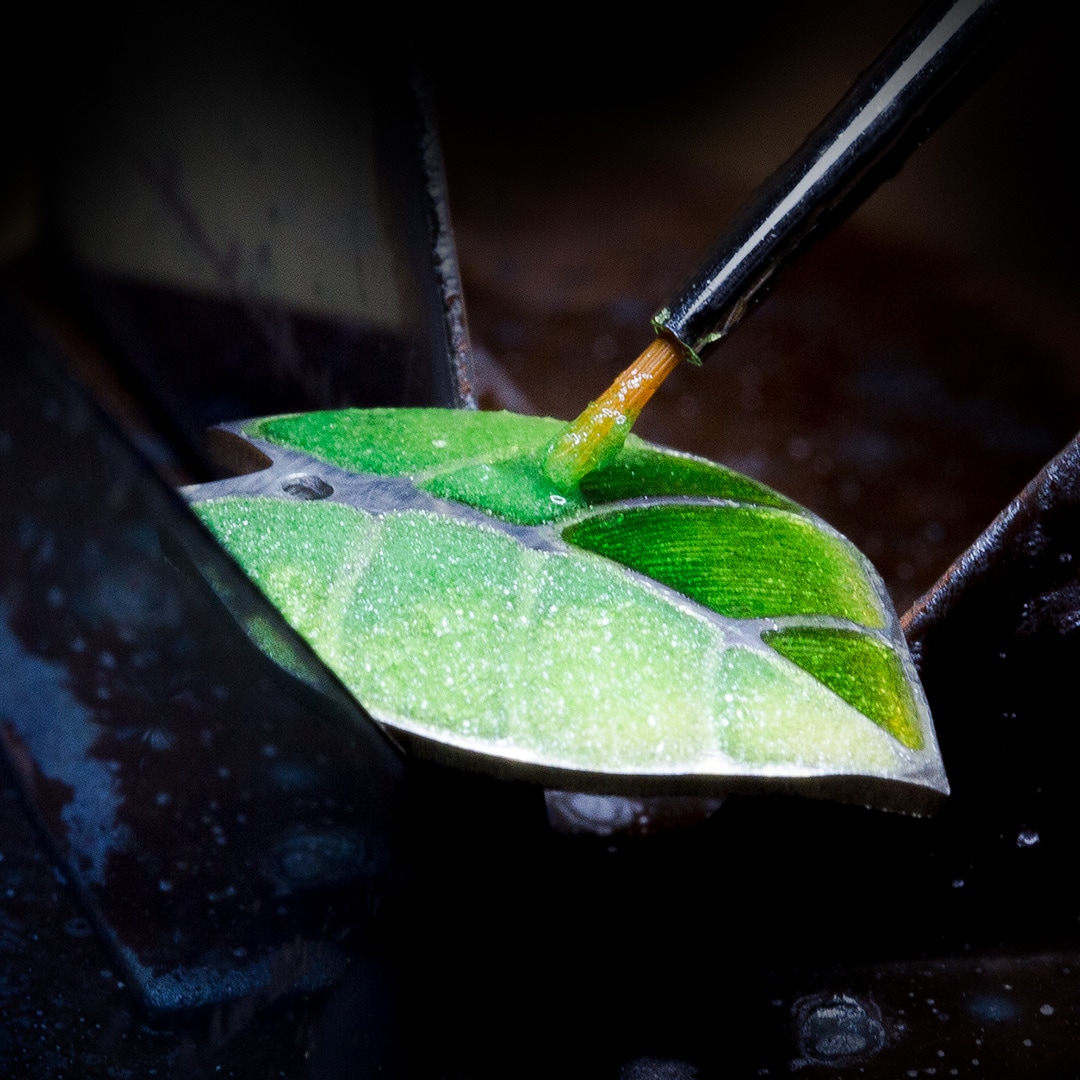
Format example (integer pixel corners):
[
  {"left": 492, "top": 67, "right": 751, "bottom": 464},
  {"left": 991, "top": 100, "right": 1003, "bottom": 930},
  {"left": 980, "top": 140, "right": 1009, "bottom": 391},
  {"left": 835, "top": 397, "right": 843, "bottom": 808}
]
[
  {"left": 247, "top": 409, "right": 793, "bottom": 526},
  {"left": 185, "top": 406, "right": 946, "bottom": 805},
  {"left": 195, "top": 496, "right": 908, "bottom": 775},
  {"left": 762, "top": 627, "right": 924, "bottom": 749},
  {"left": 562, "top": 504, "right": 885, "bottom": 627},
  {"left": 578, "top": 444, "right": 795, "bottom": 510}
]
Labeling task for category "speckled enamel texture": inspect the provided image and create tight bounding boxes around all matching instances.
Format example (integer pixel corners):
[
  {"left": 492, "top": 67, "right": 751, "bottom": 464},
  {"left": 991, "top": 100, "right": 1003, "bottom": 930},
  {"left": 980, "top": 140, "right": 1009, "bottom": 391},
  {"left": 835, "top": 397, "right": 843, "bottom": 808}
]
[{"left": 186, "top": 408, "right": 948, "bottom": 813}]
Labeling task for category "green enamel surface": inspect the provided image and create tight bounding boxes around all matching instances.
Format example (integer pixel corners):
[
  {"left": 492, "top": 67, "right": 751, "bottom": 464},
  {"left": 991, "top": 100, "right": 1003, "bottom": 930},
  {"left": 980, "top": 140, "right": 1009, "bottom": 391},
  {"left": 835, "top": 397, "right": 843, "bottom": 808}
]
[
  {"left": 195, "top": 497, "right": 714, "bottom": 767},
  {"left": 581, "top": 445, "right": 795, "bottom": 510},
  {"left": 193, "top": 496, "right": 911, "bottom": 776},
  {"left": 562, "top": 504, "right": 886, "bottom": 627},
  {"left": 419, "top": 454, "right": 574, "bottom": 526},
  {"left": 712, "top": 647, "right": 900, "bottom": 770},
  {"left": 762, "top": 628, "right": 924, "bottom": 750},
  {"left": 249, "top": 409, "right": 580, "bottom": 525},
  {"left": 250, "top": 408, "right": 565, "bottom": 477},
  {"left": 189, "top": 406, "right": 946, "bottom": 801},
  {"left": 246, "top": 409, "right": 793, "bottom": 526}
]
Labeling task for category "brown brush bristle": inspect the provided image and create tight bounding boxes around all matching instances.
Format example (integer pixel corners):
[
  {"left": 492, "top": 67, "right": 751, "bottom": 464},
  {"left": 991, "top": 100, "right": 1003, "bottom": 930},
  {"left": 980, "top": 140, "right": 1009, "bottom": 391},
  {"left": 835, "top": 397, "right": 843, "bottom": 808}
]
[{"left": 543, "top": 336, "right": 684, "bottom": 489}]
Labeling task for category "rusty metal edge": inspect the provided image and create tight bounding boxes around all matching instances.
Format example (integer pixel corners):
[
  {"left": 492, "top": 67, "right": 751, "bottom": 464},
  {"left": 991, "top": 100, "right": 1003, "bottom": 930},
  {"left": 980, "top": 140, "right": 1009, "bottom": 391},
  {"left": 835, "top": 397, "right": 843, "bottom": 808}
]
[
  {"left": 902, "top": 429, "right": 1080, "bottom": 645},
  {"left": 412, "top": 66, "right": 478, "bottom": 411}
]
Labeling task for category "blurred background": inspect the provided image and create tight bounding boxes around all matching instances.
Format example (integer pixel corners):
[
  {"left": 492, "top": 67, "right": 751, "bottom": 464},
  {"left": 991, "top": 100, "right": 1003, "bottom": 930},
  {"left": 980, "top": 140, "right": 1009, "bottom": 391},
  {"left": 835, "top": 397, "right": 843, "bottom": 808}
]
[{"left": 3, "top": 1, "right": 1078, "bottom": 612}]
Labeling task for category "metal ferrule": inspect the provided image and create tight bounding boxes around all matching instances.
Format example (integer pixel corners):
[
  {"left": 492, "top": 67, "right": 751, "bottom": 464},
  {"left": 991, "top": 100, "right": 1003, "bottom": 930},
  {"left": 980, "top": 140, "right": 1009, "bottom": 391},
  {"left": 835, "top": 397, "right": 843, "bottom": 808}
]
[{"left": 654, "top": 0, "right": 1011, "bottom": 363}]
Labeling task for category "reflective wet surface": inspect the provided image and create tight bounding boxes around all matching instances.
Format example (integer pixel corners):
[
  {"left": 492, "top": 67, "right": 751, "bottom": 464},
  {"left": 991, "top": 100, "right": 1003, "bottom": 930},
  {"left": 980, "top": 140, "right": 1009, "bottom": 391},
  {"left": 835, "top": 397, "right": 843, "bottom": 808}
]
[{"left": 0, "top": 310, "right": 408, "bottom": 1062}]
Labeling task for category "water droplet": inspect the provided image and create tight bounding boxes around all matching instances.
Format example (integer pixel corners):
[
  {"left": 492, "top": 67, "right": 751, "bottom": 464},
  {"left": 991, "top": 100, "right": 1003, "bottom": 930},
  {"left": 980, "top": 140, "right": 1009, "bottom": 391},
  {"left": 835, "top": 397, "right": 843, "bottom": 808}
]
[
  {"left": 545, "top": 791, "right": 641, "bottom": 835},
  {"left": 267, "top": 830, "right": 371, "bottom": 889},
  {"left": 1016, "top": 828, "right": 1040, "bottom": 848},
  {"left": 794, "top": 994, "right": 884, "bottom": 1063},
  {"left": 1040, "top": 1004, "right": 1055, "bottom": 1016},
  {"left": 922, "top": 521, "right": 946, "bottom": 544}
]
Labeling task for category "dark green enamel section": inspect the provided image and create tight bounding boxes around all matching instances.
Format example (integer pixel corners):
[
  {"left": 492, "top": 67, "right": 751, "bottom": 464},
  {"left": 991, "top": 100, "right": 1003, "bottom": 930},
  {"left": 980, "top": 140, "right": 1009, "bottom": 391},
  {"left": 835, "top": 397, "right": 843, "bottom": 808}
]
[
  {"left": 581, "top": 445, "right": 794, "bottom": 510},
  {"left": 762, "top": 627, "right": 923, "bottom": 749},
  {"left": 249, "top": 408, "right": 565, "bottom": 476},
  {"left": 248, "top": 409, "right": 577, "bottom": 525},
  {"left": 562, "top": 504, "right": 885, "bottom": 626},
  {"left": 246, "top": 409, "right": 793, "bottom": 526}
]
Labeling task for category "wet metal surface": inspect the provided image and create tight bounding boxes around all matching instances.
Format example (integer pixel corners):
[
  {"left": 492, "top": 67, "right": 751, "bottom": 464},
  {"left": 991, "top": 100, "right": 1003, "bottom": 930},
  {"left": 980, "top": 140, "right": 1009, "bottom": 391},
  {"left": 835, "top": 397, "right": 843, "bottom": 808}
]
[{"left": 0, "top": 308, "right": 406, "bottom": 1020}]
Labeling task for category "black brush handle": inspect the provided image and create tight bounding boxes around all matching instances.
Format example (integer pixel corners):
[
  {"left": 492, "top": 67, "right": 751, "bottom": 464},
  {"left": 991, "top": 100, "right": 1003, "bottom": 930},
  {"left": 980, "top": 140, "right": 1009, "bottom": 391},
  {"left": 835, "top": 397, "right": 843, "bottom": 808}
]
[{"left": 653, "top": 0, "right": 1022, "bottom": 363}]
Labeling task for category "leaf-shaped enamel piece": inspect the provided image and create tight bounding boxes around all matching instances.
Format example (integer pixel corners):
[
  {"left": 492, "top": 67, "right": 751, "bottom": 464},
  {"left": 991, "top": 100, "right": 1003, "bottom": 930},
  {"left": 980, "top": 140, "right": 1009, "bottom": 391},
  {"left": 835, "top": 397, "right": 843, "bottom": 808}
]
[{"left": 183, "top": 409, "right": 948, "bottom": 814}]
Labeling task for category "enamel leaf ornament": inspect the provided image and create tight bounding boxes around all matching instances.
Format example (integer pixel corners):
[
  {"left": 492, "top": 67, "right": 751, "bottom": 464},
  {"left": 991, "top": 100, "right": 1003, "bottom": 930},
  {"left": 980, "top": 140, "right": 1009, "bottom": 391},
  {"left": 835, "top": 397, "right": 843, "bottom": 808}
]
[{"left": 184, "top": 408, "right": 947, "bottom": 814}]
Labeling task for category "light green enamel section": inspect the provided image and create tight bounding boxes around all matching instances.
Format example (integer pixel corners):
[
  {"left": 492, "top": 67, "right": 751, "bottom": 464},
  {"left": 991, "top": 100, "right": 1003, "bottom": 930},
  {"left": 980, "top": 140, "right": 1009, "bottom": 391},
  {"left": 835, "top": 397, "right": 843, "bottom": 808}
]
[
  {"left": 246, "top": 409, "right": 794, "bottom": 526},
  {"left": 193, "top": 495, "right": 908, "bottom": 776},
  {"left": 713, "top": 648, "right": 902, "bottom": 771}
]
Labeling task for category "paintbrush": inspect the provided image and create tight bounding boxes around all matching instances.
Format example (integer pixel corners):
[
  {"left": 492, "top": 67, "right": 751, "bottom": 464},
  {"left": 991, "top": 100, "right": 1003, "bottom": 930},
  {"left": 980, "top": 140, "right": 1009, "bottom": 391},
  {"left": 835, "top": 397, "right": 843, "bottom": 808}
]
[{"left": 544, "top": 0, "right": 1022, "bottom": 490}]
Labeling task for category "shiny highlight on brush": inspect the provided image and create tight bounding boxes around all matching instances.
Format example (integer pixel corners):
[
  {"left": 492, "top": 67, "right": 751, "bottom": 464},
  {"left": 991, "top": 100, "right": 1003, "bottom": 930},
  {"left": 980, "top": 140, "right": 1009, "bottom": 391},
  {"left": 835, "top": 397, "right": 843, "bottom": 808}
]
[{"left": 543, "top": 336, "right": 685, "bottom": 490}]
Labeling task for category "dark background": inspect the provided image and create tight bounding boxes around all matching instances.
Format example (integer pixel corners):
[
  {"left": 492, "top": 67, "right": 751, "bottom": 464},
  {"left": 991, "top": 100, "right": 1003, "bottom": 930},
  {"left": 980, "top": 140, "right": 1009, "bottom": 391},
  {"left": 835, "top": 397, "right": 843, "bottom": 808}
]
[{"left": 2, "top": 4, "right": 1080, "bottom": 1076}]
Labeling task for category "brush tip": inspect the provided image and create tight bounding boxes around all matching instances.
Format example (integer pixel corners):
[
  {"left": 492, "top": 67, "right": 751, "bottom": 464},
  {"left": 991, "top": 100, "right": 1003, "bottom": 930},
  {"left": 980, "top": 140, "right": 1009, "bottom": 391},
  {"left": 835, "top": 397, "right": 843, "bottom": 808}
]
[{"left": 542, "top": 336, "right": 685, "bottom": 490}]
